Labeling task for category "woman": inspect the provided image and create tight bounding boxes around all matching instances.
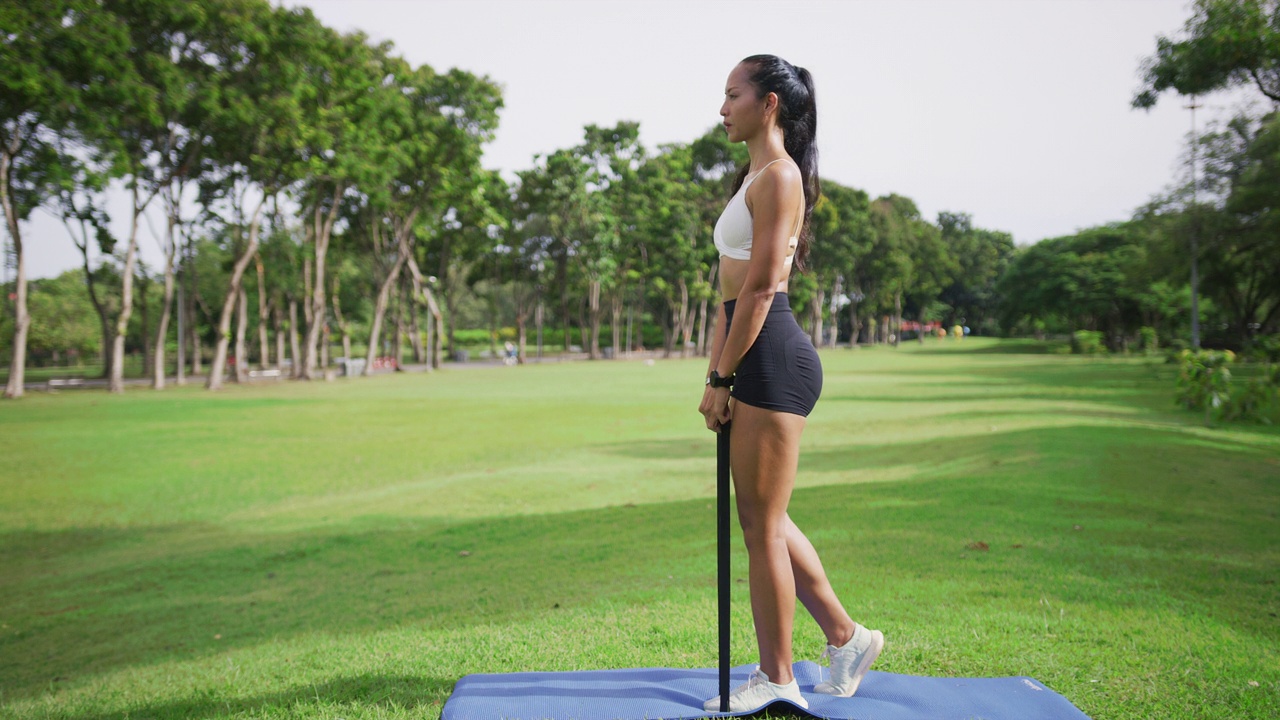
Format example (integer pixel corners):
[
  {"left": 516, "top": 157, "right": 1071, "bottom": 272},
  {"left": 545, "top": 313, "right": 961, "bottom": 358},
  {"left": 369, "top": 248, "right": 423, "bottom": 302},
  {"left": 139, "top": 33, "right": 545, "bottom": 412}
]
[{"left": 698, "top": 55, "right": 884, "bottom": 712}]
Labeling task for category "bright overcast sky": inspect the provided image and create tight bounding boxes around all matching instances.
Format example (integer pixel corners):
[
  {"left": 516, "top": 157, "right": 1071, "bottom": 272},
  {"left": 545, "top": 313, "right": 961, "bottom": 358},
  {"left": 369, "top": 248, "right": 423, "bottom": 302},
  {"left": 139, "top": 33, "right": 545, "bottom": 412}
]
[{"left": 18, "top": 0, "right": 1262, "bottom": 280}]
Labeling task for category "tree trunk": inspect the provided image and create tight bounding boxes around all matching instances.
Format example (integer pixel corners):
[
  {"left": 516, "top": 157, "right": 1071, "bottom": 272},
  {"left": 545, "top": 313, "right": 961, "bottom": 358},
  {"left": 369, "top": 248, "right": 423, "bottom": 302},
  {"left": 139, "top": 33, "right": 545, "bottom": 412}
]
[
  {"left": 695, "top": 294, "right": 709, "bottom": 357},
  {"left": 154, "top": 224, "right": 179, "bottom": 389},
  {"left": 364, "top": 237, "right": 407, "bottom": 377},
  {"left": 611, "top": 291, "right": 623, "bottom": 359},
  {"left": 187, "top": 233, "right": 202, "bottom": 377},
  {"left": 233, "top": 284, "right": 248, "bottom": 383},
  {"left": 321, "top": 313, "right": 331, "bottom": 380},
  {"left": 405, "top": 253, "right": 442, "bottom": 370},
  {"left": 110, "top": 185, "right": 147, "bottom": 393},
  {"left": 892, "top": 291, "right": 902, "bottom": 347},
  {"left": 274, "top": 299, "right": 286, "bottom": 372},
  {"left": 410, "top": 287, "right": 424, "bottom": 363},
  {"left": 176, "top": 239, "right": 189, "bottom": 385},
  {"left": 827, "top": 276, "right": 842, "bottom": 348},
  {"left": 288, "top": 298, "right": 301, "bottom": 378},
  {"left": 152, "top": 202, "right": 179, "bottom": 389},
  {"left": 207, "top": 197, "right": 268, "bottom": 390},
  {"left": 1, "top": 148, "right": 27, "bottom": 399},
  {"left": 588, "top": 278, "right": 601, "bottom": 359},
  {"left": 256, "top": 254, "right": 270, "bottom": 369},
  {"left": 847, "top": 299, "right": 861, "bottom": 348},
  {"left": 660, "top": 298, "right": 674, "bottom": 358},
  {"left": 426, "top": 305, "right": 436, "bottom": 369},
  {"left": 331, "top": 277, "right": 351, "bottom": 365},
  {"left": 302, "top": 252, "right": 313, "bottom": 343},
  {"left": 138, "top": 269, "right": 151, "bottom": 377},
  {"left": 809, "top": 286, "right": 824, "bottom": 347},
  {"left": 677, "top": 279, "right": 693, "bottom": 358},
  {"left": 393, "top": 279, "right": 406, "bottom": 371},
  {"left": 300, "top": 185, "right": 343, "bottom": 380}
]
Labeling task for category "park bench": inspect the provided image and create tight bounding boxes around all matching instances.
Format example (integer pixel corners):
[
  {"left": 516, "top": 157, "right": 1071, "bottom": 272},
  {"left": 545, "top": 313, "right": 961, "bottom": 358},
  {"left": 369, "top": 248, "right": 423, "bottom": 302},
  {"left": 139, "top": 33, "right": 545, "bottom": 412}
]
[
  {"left": 247, "top": 369, "right": 282, "bottom": 380},
  {"left": 46, "top": 378, "right": 86, "bottom": 390}
]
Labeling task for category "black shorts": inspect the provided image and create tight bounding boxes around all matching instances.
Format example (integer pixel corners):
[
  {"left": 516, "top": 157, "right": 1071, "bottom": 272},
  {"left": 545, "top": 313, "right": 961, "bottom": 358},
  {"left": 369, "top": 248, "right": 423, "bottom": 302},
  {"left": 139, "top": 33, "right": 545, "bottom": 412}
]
[{"left": 724, "top": 293, "right": 823, "bottom": 417}]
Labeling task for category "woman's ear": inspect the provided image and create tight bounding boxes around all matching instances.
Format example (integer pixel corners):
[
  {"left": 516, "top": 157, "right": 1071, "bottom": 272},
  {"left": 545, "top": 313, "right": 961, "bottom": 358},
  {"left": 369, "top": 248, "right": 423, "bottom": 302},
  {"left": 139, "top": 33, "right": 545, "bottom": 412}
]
[{"left": 764, "top": 91, "right": 780, "bottom": 118}]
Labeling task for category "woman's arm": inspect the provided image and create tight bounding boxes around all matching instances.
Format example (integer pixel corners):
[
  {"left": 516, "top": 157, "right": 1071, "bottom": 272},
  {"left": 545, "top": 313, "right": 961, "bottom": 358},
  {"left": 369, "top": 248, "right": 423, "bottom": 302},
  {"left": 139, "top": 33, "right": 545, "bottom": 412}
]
[
  {"left": 699, "top": 300, "right": 732, "bottom": 430},
  {"left": 712, "top": 163, "right": 803, "bottom": 379},
  {"left": 707, "top": 300, "right": 728, "bottom": 377}
]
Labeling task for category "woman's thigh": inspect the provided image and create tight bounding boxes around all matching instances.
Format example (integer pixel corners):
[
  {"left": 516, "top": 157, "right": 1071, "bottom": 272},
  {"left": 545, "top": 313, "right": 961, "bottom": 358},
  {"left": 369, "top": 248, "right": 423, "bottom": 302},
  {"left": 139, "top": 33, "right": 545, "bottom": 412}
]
[{"left": 730, "top": 401, "right": 807, "bottom": 532}]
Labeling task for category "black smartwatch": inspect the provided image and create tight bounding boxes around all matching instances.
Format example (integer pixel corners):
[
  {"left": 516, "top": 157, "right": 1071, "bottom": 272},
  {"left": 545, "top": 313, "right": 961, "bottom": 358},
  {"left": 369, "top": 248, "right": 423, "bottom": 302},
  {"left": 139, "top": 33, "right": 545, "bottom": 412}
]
[{"left": 706, "top": 370, "right": 735, "bottom": 389}]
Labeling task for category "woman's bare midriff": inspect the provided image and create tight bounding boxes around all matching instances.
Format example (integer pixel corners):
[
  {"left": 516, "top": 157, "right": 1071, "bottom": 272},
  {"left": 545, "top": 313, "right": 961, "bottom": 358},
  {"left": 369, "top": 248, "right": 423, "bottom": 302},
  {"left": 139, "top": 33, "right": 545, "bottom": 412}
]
[{"left": 719, "top": 256, "right": 789, "bottom": 302}]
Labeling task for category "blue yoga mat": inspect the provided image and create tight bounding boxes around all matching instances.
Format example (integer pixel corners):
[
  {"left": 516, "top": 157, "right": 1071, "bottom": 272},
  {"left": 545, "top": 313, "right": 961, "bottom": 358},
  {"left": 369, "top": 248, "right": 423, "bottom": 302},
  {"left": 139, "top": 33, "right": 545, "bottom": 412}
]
[{"left": 442, "top": 660, "right": 1092, "bottom": 720}]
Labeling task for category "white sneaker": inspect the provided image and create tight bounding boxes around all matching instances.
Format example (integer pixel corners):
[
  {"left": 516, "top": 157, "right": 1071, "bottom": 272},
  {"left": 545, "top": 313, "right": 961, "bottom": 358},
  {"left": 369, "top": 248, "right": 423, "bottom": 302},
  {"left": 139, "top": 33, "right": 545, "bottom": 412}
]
[
  {"left": 702, "top": 666, "right": 810, "bottom": 712},
  {"left": 814, "top": 624, "right": 884, "bottom": 697}
]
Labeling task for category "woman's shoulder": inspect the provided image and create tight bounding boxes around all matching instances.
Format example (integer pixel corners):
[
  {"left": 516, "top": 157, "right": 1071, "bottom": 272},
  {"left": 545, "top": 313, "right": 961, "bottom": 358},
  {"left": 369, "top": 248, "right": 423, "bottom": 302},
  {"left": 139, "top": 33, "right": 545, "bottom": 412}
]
[{"left": 748, "top": 158, "right": 803, "bottom": 201}]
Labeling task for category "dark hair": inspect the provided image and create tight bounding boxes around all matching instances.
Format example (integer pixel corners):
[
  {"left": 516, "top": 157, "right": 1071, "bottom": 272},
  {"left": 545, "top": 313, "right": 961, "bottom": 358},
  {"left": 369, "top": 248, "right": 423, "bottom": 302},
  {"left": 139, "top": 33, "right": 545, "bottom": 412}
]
[{"left": 729, "top": 54, "right": 819, "bottom": 272}]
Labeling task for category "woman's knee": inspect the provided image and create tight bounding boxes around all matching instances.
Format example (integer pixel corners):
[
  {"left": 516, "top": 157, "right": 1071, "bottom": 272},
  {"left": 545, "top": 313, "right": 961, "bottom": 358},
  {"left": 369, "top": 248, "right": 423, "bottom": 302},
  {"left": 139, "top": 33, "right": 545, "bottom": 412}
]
[{"left": 740, "top": 518, "right": 788, "bottom": 551}]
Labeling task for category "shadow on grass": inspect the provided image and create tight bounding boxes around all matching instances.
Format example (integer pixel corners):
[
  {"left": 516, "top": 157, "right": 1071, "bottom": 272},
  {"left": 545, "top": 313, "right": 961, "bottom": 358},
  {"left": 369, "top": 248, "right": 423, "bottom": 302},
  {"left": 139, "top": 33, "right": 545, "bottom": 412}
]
[
  {"left": 63, "top": 673, "right": 455, "bottom": 720},
  {"left": 2, "top": 425, "right": 1277, "bottom": 708}
]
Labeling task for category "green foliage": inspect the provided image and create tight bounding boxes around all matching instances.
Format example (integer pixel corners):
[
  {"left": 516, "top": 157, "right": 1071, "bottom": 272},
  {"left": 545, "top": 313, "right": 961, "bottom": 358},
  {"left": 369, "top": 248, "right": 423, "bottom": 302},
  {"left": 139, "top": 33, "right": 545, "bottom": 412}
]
[
  {"left": 1138, "top": 326, "right": 1159, "bottom": 353},
  {"left": 0, "top": 270, "right": 104, "bottom": 363},
  {"left": 1222, "top": 364, "right": 1280, "bottom": 423},
  {"left": 1071, "top": 330, "right": 1105, "bottom": 355},
  {"left": 1175, "top": 349, "right": 1237, "bottom": 424},
  {"left": 1248, "top": 334, "right": 1280, "bottom": 363},
  {"left": 999, "top": 224, "right": 1149, "bottom": 346},
  {"left": 1133, "top": 0, "right": 1280, "bottom": 109}
]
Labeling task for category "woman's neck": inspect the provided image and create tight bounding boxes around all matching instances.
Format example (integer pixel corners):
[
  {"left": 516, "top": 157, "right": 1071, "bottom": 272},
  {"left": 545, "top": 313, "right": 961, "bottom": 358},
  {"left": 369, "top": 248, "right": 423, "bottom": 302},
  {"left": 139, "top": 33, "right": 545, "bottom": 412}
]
[{"left": 745, "top": 126, "right": 788, "bottom": 172}]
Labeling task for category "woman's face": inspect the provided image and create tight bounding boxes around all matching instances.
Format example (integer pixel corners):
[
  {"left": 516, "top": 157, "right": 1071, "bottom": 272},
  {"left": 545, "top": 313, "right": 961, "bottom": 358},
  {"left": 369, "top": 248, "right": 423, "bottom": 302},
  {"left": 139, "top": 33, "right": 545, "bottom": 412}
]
[{"left": 720, "top": 62, "right": 770, "bottom": 143}]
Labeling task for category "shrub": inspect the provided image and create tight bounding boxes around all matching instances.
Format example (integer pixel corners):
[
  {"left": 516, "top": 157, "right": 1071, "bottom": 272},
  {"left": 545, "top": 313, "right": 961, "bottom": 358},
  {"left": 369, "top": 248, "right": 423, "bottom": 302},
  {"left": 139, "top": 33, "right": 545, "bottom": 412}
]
[
  {"left": 1222, "top": 364, "right": 1280, "bottom": 425},
  {"left": 1071, "top": 330, "right": 1105, "bottom": 355},
  {"left": 1248, "top": 334, "right": 1280, "bottom": 364},
  {"left": 1175, "top": 349, "right": 1236, "bottom": 426},
  {"left": 1138, "top": 326, "right": 1159, "bottom": 354}
]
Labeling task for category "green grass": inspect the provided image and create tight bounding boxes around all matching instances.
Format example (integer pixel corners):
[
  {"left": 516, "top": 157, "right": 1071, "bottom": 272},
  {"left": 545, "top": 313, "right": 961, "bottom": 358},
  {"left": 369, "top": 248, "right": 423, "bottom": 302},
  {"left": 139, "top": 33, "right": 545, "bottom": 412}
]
[{"left": 0, "top": 337, "right": 1277, "bottom": 719}]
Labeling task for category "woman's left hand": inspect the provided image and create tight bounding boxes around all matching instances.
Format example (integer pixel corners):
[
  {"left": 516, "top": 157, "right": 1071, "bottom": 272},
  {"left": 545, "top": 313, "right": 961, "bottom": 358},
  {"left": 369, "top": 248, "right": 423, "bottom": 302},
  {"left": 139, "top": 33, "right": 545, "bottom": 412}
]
[{"left": 699, "top": 385, "right": 734, "bottom": 432}]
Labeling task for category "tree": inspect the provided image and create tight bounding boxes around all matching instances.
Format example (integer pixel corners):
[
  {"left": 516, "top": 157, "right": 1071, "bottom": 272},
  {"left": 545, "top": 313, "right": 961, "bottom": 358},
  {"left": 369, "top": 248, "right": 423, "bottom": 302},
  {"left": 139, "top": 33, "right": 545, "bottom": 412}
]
[
  {"left": 1206, "top": 111, "right": 1280, "bottom": 343},
  {"left": 515, "top": 148, "right": 594, "bottom": 354},
  {"left": 936, "top": 211, "right": 1014, "bottom": 335},
  {"left": 809, "top": 180, "right": 872, "bottom": 346},
  {"left": 199, "top": 2, "right": 314, "bottom": 390},
  {"left": 1, "top": 0, "right": 133, "bottom": 397},
  {"left": 1134, "top": 0, "right": 1280, "bottom": 109},
  {"left": 997, "top": 224, "right": 1149, "bottom": 348},
  {"left": 576, "top": 122, "right": 642, "bottom": 359},
  {"left": 1139, "top": 109, "right": 1280, "bottom": 348},
  {"left": 292, "top": 30, "right": 397, "bottom": 381},
  {"left": 633, "top": 142, "right": 707, "bottom": 358},
  {"left": 93, "top": 0, "right": 220, "bottom": 392},
  {"left": 362, "top": 58, "right": 501, "bottom": 375}
]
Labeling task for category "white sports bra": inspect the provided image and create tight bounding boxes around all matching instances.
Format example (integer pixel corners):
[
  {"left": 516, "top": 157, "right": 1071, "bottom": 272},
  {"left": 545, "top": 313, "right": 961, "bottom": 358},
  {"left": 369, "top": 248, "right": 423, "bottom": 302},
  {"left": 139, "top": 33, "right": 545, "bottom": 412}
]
[{"left": 713, "top": 158, "right": 804, "bottom": 266}]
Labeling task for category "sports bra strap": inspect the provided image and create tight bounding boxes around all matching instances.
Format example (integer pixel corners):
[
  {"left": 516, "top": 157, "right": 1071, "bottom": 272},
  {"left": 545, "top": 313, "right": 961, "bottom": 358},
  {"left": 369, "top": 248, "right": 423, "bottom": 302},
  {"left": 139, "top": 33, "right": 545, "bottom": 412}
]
[{"left": 742, "top": 158, "right": 804, "bottom": 267}]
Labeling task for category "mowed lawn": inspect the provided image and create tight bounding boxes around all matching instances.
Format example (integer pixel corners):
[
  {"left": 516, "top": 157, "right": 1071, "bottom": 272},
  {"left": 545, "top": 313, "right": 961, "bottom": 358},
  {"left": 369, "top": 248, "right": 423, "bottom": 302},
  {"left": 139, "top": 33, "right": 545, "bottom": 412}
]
[{"left": 0, "top": 338, "right": 1277, "bottom": 720}]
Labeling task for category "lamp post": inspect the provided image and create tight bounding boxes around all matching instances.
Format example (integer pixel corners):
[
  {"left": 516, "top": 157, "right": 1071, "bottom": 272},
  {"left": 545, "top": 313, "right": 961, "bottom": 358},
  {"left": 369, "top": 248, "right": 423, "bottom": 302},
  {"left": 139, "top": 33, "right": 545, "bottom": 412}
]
[{"left": 1185, "top": 95, "right": 1202, "bottom": 350}]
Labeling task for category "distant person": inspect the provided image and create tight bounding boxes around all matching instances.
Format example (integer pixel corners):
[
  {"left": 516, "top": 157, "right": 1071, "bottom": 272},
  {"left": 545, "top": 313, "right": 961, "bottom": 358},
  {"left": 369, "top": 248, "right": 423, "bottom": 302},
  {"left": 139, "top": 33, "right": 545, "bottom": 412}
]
[{"left": 698, "top": 54, "right": 883, "bottom": 712}]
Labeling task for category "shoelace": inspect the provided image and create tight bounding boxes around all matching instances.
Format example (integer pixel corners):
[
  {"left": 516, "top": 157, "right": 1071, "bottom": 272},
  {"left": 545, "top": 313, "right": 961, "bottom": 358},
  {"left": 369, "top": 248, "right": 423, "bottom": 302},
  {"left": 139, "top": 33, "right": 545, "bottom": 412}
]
[
  {"left": 743, "top": 666, "right": 765, "bottom": 693},
  {"left": 725, "top": 666, "right": 766, "bottom": 700}
]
